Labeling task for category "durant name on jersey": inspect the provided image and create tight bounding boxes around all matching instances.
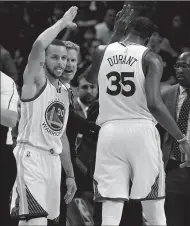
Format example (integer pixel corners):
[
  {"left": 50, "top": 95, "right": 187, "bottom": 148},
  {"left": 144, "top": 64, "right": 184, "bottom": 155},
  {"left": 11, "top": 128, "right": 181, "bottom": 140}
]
[{"left": 107, "top": 55, "right": 138, "bottom": 67}]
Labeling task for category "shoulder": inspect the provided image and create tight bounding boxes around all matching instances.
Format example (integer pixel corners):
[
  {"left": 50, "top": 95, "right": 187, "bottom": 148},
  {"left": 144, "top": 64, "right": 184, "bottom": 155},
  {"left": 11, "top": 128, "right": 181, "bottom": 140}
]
[
  {"left": 95, "top": 45, "right": 107, "bottom": 57},
  {"left": 0, "top": 45, "right": 9, "bottom": 56},
  {"left": 95, "top": 22, "right": 105, "bottom": 29},
  {"left": 1, "top": 71, "right": 14, "bottom": 85}
]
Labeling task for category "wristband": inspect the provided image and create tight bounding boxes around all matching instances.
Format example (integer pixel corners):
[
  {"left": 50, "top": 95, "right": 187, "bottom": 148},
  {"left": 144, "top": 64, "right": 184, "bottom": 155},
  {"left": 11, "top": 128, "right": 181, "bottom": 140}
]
[{"left": 177, "top": 135, "right": 187, "bottom": 143}]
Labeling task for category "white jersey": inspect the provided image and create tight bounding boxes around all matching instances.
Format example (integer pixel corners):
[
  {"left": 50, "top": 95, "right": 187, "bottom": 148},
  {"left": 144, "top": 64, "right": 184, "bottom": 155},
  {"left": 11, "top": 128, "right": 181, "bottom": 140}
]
[
  {"left": 96, "top": 42, "right": 156, "bottom": 126},
  {"left": 17, "top": 79, "right": 69, "bottom": 154}
]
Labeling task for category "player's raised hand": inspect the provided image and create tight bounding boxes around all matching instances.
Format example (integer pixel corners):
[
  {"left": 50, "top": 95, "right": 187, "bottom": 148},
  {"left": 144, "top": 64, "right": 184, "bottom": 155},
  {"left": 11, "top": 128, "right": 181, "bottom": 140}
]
[
  {"left": 113, "top": 4, "right": 135, "bottom": 34},
  {"left": 62, "top": 6, "right": 78, "bottom": 29}
]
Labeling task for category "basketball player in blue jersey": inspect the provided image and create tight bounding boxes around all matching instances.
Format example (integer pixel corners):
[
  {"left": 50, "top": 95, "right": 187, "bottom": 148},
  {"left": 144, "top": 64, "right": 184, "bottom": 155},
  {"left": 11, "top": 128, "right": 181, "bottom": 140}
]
[
  {"left": 85, "top": 14, "right": 190, "bottom": 226},
  {"left": 10, "top": 6, "right": 78, "bottom": 226}
]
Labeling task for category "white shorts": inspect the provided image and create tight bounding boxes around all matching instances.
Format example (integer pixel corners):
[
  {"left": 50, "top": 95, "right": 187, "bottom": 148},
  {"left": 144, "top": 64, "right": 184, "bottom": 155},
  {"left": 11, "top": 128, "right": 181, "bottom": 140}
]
[
  {"left": 93, "top": 120, "right": 165, "bottom": 202},
  {"left": 10, "top": 143, "right": 61, "bottom": 222}
]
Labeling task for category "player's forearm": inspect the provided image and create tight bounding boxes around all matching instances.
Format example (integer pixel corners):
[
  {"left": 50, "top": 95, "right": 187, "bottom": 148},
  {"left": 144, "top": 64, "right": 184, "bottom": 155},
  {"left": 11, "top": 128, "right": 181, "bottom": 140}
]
[
  {"left": 60, "top": 134, "right": 75, "bottom": 178},
  {"left": 148, "top": 100, "right": 184, "bottom": 141},
  {"left": 34, "top": 20, "right": 66, "bottom": 50},
  {"left": 0, "top": 109, "right": 18, "bottom": 128}
]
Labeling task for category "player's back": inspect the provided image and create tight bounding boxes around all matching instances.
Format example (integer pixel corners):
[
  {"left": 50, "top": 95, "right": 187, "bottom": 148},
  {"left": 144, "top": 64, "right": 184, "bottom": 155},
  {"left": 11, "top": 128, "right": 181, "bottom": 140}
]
[{"left": 96, "top": 42, "right": 156, "bottom": 126}]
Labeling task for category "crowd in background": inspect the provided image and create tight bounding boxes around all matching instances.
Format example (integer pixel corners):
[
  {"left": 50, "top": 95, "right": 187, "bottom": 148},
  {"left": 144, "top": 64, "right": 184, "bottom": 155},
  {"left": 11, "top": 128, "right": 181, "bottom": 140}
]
[
  {"left": 1, "top": 1, "right": 190, "bottom": 91},
  {"left": 1, "top": 1, "right": 190, "bottom": 224}
]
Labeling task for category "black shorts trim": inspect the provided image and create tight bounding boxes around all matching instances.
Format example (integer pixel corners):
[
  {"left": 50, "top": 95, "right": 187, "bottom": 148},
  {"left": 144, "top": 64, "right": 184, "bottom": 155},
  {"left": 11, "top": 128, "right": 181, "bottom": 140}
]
[
  {"left": 130, "top": 196, "right": 165, "bottom": 202},
  {"left": 95, "top": 197, "right": 129, "bottom": 202}
]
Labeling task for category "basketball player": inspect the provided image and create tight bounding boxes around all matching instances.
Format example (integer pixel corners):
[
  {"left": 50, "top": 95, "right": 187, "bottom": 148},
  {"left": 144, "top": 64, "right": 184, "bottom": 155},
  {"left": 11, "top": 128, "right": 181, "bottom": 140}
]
[
  {"left": 85, "top": 17, "right": 190, "bottom": 225},
  {"left": 10, "top": 6, "right": 78, "bottom": 226}
]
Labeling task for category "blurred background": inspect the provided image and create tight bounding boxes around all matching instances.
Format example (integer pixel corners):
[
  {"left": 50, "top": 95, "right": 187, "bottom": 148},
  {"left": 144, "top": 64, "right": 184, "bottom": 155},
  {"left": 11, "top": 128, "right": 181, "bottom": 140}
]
[{"left": 1, "top": 1, "right": 190, "bottom": 91}]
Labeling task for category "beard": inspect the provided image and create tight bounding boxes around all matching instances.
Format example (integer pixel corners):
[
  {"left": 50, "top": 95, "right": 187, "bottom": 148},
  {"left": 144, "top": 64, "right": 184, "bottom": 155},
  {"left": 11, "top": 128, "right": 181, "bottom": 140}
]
[{"left": 45, "top": 64, "right": 62, "bottom": 79}]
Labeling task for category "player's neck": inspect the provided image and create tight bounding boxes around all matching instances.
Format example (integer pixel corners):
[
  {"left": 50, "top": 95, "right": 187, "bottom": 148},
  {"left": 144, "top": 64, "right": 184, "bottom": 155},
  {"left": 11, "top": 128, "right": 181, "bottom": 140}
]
[
  {"left": 123, "top": 34, "right": 144, "bottom": 46},
  {"left": 46, "top": 73, "right": 59, "bottom": 89}
]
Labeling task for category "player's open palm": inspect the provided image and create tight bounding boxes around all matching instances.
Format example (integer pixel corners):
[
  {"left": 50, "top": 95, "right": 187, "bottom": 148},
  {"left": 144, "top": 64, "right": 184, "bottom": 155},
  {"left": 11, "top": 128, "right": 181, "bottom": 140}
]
[
  {"left": 64, "top": 178, "right": 77, "bottom": 204},
  {"left": 114, "top": 4, "right": 135, "bottom": 34},
  {"left": 62, "top": 6, "right": 78, "bottom": 29}
]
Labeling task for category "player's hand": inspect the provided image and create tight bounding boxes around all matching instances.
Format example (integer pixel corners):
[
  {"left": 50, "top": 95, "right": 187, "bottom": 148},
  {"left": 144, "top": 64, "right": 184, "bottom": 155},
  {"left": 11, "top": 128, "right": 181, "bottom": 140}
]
[
  {"left": 180, "top": 154, "right": 190, "bottom": 168},
  {"left": 113, "top": 4, "right": 135, "bottom": 35},
  {"left": 179, "top": 140, "right": 190, "bottom": 155},
  {"left": 61, "top": 6, "right": 78, "bottom": 29},
  {"left": 64, "top": 177, "right": 77, "bottom": 204},
  {"left": 179, "top": 140, "right": 190, "bottom": 168}
]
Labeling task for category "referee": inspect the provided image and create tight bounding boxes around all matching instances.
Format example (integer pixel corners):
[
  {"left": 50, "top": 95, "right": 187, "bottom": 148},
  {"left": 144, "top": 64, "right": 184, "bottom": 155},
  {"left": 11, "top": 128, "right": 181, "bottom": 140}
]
[{"left": 0, "top": 71, "right": 19, "bottom": 225}]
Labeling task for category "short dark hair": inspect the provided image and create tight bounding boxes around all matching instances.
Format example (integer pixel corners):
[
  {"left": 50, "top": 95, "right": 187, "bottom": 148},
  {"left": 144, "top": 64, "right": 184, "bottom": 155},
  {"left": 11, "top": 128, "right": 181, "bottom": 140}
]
[
  {"left": 45, "top": 39, "right": 66, "bottom": 54},
  {"left": 127, "top": 17, "right": 154, "bottom": 39},
  {"left": 50, "top": 39, "right": 66, "bottom": 48}
]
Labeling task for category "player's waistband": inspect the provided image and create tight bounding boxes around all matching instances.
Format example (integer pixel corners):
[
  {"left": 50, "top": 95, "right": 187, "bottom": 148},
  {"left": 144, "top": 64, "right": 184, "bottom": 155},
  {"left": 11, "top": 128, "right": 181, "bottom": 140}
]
[
  {"left": 100, "top": 118, "right": 156, "bottom": 127},
  {"left": 17, "top": 141, "right": 59, "bottom": 156}
]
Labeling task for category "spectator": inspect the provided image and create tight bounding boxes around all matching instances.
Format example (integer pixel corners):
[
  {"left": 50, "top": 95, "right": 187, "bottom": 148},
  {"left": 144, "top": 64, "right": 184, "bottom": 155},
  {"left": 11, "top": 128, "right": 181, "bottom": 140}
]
[
  {"left": 0, "top": 45, "right": 19, "bottom": 86},
  {"left": 159, "top": 52, "right": 190, "bottom": 226},
  {"left": 0, "top": 71, "right": 19, "bottom": 225},
  {"left": 75, "top": 74, "right": 98, "bottom": 119},
  {"left": 95, "top": 8, "right": 117, "bottom": 45},
  {"left": 147, "top": 26, "right": 177, "bottom": 86},
  {"left": 164, "top": 14, "right": 189, "bottom": 54}
]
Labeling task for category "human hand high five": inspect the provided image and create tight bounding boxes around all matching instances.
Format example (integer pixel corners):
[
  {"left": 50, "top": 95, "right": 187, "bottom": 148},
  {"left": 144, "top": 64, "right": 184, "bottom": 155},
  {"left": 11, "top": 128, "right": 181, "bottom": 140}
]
[
  {"left": 114, "top": 4, "right": 137, "bottom": 35},
  {"left": 62, "top": 6, "right": 78, "bottom": 29}
]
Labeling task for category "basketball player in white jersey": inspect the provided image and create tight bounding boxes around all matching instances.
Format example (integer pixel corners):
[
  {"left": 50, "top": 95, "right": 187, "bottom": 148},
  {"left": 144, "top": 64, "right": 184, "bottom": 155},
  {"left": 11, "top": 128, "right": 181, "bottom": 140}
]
[
  {"left": 85, "top": 16, "right": 190, "bottom": 225},
  {"left": 10, "top": 7, "right": 78, "bottom": 226}
]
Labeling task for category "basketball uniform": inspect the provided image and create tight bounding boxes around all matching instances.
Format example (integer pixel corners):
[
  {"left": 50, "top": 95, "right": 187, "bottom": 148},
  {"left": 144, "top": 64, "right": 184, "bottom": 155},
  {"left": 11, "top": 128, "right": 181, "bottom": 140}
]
[
  {"left": 94, "top": 42, "right": 165, "bottom": 202},
  {"left": 11, "top": 78, "right": 70, "bottom": 222}
]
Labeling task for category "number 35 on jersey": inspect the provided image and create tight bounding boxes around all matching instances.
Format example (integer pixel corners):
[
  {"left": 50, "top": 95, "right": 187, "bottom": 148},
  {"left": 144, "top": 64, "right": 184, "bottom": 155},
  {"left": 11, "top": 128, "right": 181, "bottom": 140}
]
[{"left": 106, "top": 71, "right": 136, "bottom": 97}]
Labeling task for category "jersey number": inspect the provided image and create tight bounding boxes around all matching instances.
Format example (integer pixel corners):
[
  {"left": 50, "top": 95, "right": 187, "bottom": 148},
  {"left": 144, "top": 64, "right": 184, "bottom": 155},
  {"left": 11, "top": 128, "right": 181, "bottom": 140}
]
[{"left": 106, "top": 72, "right": 136, "bottom": 97}]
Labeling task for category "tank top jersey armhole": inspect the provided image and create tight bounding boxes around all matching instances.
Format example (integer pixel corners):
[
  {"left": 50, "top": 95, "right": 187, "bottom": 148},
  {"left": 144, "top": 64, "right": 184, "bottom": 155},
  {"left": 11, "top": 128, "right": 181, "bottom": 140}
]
[{"left": 20, "top": 79, "right": 48, "bottom": 103}]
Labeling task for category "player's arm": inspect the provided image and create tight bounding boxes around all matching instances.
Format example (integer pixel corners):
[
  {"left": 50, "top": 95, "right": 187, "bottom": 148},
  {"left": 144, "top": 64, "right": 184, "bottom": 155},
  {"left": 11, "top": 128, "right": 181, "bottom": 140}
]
[
  {"left": 145, "top": 52, "right": 190, "bottom": 157},
  {"left": 60, "top": 131, "right": 77, "bottom": 204},
  {"left": 144, "top": 51, "right": 184, "bottom": 140},
  {"left": 23, "top": 7, "right": 78, "bottom": 87},
  {"left": 1, "top": 109, "right": 18, "bottom": 128},
  {"left": 84, "top": 45, "right": 106, "bottom": 84}
]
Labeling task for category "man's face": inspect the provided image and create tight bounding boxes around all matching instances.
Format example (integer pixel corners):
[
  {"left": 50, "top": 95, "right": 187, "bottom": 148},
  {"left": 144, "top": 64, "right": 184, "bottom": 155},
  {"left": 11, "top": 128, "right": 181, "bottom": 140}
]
[
  {"left": 45, "top": 45, "right": 67, "bottom": 79},
  {"left": 105, "top": 9, "right": 117, "bottom": 29},
  {"left": 175, "top": 54, "right": 190, "bottom": 88},
  {"left": 172, "top": 15, "right": 182, "bottom": 29},
  {"left": 78, "top": 78, "right": 98, "bottom": 106},
  {"left": 62, "top": 48, "right": 78, "bottom": 83}
]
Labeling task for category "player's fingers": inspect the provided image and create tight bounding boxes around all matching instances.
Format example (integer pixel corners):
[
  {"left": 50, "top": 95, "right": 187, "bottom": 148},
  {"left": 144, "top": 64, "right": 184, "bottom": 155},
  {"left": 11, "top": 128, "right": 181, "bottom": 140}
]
[
  {"left": 120, "top": 5, "right": 127, "bottom": 18},
  {"left": 70, "top": 6, "right": 78, "bottom": 19},
  {"left": 65, "top": 187, "right": 75, "bottom": 204},
  {"left": 180, "top": 162, "right": 186, "bottom": 168},
  {"left": 180, "top": 161, "right": 190, "bottom": 168}
]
